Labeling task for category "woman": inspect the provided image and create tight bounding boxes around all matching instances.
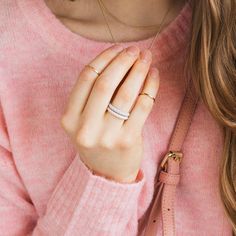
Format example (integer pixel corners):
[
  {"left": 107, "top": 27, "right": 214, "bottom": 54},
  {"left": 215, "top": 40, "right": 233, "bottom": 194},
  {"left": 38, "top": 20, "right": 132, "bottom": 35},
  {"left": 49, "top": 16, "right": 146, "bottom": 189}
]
[{"left": 0, "top": 0, "right": 235, "bottom": 235}]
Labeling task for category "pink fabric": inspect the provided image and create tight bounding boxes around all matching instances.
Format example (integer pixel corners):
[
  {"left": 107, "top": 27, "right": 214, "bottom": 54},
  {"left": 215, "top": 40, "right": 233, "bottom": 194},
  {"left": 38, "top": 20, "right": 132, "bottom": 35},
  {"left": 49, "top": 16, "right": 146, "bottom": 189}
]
[{"left": 0, "top": 0, "right": 232, "bottom": 235}]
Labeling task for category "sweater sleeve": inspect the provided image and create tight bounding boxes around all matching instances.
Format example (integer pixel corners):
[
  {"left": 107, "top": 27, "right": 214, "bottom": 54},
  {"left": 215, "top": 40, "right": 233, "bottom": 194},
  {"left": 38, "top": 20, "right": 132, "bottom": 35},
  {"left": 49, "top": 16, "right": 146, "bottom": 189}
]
[{"left": 0, "top": 102, "right": 145, "bottom": 236}]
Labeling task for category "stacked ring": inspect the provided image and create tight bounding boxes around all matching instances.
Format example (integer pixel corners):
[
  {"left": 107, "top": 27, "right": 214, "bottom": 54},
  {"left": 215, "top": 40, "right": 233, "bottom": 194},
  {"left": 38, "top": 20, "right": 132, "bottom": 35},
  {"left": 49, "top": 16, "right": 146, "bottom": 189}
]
[
  {"left": 107, "top": 103, "right": 130, "bottom": 120},
  {"left": 139, "top": 92, "right": 156, "bottom": 102},
  {"left": 85, "top": 64, "right": 156, "bottom": 121}
]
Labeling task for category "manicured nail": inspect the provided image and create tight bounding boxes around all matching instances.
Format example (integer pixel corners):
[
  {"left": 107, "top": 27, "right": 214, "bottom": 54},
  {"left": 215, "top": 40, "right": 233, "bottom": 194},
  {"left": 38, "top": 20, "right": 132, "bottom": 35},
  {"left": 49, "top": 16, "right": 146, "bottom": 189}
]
[
  {"left": 126, "top": 46, "right": 140, "bottom": 56},
  {"left": 111, "top": 44, "right": 124, "bottom": 52},
  {"left": 149, "top": 67, "right": 159, "bottom": 78},
  {"left": 140, "top": 50, "right": 152, "bottom": 63}
]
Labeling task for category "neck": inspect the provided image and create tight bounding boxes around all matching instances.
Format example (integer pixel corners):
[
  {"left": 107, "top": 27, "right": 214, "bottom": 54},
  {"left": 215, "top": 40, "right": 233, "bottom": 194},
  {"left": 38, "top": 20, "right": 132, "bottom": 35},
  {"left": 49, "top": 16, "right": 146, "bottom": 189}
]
[
  {"left": 50, "top": 0, "right": 185, "bottom": 25},
  {"left": 101, "top": 0, "right": 179, "bottom": 27},
  {"left": 45, "top": 0, "right": 187, "bottom": 42}
]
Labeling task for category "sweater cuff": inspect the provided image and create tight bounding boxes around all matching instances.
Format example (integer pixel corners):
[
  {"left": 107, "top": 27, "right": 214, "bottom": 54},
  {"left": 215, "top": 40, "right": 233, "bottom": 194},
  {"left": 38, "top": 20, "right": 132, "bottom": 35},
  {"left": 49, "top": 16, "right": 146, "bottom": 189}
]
[{"left": 40, "top": 153, "right": 145, "bottom": 234}]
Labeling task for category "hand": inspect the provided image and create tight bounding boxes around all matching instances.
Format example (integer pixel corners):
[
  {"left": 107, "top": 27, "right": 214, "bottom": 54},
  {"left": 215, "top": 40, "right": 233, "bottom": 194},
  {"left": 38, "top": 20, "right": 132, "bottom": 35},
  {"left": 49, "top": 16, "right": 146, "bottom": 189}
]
[{"left": 61, "top": 44, "right": 160, "bottom": 183}]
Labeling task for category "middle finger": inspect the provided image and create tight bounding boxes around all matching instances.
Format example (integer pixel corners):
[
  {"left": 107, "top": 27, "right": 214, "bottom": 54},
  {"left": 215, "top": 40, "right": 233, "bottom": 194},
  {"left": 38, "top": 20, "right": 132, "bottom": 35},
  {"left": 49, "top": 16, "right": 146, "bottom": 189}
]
[
  {"left": 82, "top": 45, "right": 140, "bottom": 121},
  {"left": 104, "top": 49, "right": 152, "bottom": 127}
]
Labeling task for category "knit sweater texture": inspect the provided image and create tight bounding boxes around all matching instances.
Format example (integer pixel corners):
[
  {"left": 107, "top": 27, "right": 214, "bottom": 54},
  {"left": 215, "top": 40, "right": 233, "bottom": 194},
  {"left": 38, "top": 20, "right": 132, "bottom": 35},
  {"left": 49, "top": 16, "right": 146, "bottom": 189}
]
[{"left": 0, "top": 0, "right": 232, "bottom": 235}]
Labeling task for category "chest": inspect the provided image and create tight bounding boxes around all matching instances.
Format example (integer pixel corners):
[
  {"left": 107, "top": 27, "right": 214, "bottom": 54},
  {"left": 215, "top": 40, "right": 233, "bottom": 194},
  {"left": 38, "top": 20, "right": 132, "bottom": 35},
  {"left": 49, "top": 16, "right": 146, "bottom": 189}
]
[{"left": 0, "top": 46, "right": 224, "bottom": 217}]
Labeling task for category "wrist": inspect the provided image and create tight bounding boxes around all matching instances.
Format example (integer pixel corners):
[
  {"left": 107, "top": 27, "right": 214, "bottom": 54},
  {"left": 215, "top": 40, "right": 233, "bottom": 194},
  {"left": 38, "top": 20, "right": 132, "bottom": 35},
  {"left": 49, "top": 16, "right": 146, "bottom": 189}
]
[
  {"left": 94, "top": 169, "right": 141, "bottom": 184},
  {"left": 80, "top": 158, "right": 141, "bottom": 184}
]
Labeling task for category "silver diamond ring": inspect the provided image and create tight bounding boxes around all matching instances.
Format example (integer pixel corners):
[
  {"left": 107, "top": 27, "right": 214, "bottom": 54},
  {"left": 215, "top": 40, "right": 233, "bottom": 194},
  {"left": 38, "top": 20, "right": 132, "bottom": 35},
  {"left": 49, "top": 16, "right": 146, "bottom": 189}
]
[{"left": 107, "top": 103, "right": 130, "bottom": 120}]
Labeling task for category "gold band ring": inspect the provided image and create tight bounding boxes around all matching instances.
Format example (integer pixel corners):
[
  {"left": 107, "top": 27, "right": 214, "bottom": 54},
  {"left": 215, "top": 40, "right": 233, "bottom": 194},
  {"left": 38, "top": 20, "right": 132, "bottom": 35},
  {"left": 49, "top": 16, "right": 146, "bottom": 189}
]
[
  {"left": 85, "top": 64, "right": 100, "bottom": 76},
  {"left": 139, "top": 92, "right": 156, "bottom": 102}
]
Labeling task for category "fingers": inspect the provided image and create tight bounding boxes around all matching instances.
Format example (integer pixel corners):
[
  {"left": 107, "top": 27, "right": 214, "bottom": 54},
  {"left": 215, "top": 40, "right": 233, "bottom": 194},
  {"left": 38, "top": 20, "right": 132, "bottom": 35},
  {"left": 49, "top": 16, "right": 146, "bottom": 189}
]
[
  {"left": 63, "top": 44, "right": 124, "bottom": 118},
  {"left": 82, "top": 46, "right": 140, "bottom": 121},
  {"left": 124, "top": 67, "right": 160, "bottom": 133},
  {"left": 104, "top": 49, "right": 152, "bottom": 128}
]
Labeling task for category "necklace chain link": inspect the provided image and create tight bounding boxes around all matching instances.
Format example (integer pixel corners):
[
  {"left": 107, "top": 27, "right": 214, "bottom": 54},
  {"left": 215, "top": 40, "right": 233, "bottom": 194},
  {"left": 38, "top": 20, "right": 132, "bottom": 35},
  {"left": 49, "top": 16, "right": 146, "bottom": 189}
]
[
  {"left": 97, "top": 0, "right": 173, "bottom": 50},
  {"left": 99, "top": 0, "right": 170, "bottom": 30}
]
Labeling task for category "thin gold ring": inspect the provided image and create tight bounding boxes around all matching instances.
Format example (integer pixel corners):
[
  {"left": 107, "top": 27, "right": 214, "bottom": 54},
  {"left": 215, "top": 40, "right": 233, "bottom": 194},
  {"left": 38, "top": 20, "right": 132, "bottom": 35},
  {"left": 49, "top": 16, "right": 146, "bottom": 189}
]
[
  {"left": 85, "top": 64, "right": 100, "bottom": 76},
  {"left": 139, "top": 92, "right": 156, "bottom": 102}
]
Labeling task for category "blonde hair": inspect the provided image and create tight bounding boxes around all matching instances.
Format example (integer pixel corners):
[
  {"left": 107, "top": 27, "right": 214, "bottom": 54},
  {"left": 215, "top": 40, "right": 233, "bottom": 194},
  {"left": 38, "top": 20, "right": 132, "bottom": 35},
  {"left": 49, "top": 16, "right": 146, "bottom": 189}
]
[
  {"left": 67, "top": 0, "right": 235, "bottom": 233},
  {"left": 186, "top": 0, "right": 236, "bottom": 234}
]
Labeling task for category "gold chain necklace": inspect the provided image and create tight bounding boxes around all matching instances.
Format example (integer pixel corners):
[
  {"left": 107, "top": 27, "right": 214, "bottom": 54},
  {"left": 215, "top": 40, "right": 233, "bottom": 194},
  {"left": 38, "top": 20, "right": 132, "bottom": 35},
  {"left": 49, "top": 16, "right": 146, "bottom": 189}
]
[
  {"left": 96, "top": 0, "right": 173, "bottom": 50},
  {"left": 99, "top": 0, "right": 171, "bottom": 30}
]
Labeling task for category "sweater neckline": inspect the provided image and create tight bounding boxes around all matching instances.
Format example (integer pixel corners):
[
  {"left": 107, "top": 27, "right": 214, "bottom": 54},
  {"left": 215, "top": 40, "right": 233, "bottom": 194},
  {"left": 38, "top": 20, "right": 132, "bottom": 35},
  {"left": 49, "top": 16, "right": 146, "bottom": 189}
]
[{"left": 17, "top": 0, "right": 192, "bottom": 63}]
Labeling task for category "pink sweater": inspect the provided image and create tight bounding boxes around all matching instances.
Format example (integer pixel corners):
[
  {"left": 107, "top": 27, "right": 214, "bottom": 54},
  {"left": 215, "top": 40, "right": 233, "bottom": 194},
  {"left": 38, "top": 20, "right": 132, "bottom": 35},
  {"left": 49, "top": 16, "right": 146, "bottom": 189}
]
[{"left": 0, "top": 0, "right": 232, "bottom": 235}]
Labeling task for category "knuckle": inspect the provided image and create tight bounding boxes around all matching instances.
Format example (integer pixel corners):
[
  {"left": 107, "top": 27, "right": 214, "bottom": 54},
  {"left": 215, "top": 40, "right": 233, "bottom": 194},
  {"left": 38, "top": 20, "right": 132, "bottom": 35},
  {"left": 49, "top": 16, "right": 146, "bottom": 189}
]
[
  {"left": 119, "top": 53, "right": 132, "bottom": 65},
  {"left": 80, "top": 68, "right": 94, "bottom": 82},
  {"left": 60, "top": 114, "right": 72, "bottom": 132},
  {"left": 99, "top": 138, "right": 115, "bottom": 149},
  {"left": 60, "top": 115, "right": 67, "bottom": 129},
  {"left": 102, "top": 50, "right": 115, "bottom": 61},
  {"left": 118, "top": 136, "right": 134, "bottom": 149},
  {"left": 119, "top": 88, "right": 134, "bottom": 103},
  {"left": 76, "top": 128, "right": 95, "bottom": 148},
  {"left": 113, "top": 52, "right": 132, "bottom": 68},
  {"left": 95, "top": 77, "right": 112, "bottom": 93},
  {"left": 134, "top": 63, "right": 145, "bottom": 74},
  {"left": 139, "top": 98, "right": 153, "bottom": 112}
]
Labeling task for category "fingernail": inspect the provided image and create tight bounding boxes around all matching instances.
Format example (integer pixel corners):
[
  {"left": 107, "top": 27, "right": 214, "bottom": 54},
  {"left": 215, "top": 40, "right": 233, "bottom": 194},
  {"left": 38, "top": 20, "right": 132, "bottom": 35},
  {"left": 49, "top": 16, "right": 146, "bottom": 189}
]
[
  {"left": 150, "top": 67, "right": 159, "bottom": 78},
  {"left": 140, "top": 50, "right": 152, "bottom": 63},
  {"left": 111, "top": 44, "right": 124, "bottom": 52},
  {"left": 126, "top": 46, "right": 140, "bottom": 56}
]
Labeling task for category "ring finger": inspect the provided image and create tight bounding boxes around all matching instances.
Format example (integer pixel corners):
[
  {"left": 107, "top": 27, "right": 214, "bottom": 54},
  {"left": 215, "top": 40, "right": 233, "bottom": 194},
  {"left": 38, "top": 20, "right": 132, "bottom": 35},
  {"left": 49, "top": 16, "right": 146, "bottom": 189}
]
[
  {"left": 61, "top": 44, "right": 124, "bottom": 133},
  {"left": 124, "top": 67, "right": 160, "bottom": 133},
  {"left": 104, "top": 49, "right": 152, "bottom": 129}
]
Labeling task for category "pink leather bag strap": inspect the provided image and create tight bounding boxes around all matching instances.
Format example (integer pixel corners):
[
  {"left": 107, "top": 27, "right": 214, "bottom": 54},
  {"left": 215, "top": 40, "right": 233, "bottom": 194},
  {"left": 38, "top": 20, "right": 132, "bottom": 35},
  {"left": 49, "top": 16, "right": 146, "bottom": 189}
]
[{"left": 143, "top": 80, "right": 199, "bottom": 236}]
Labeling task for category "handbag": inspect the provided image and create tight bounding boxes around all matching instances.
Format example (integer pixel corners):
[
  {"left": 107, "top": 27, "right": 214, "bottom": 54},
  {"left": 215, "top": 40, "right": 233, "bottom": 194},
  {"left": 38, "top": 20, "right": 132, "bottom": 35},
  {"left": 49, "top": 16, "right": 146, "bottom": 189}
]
[{"left": 141, "top": 78, "right": 199, "bottom": 236}]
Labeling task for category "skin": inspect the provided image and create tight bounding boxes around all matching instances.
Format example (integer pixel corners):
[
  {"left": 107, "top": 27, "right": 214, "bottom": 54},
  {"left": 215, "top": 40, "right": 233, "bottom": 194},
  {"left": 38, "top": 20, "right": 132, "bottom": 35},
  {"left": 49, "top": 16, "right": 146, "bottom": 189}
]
[
  {"left": 46, "top": 0, "right": 185, "bottom": 183},
  {"left": 45, "top": 0, "right": 186, "bottom": 42},
  {"left": 61, "top": 45, "right": 159, "bottom": 183}
]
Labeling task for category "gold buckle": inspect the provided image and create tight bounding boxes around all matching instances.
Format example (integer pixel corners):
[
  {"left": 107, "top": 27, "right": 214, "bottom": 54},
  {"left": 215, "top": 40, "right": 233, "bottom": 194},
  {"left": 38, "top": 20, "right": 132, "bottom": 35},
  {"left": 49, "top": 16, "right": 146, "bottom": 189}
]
[{"left": 160, "top": 150, "right": 183, "bottom": 171}]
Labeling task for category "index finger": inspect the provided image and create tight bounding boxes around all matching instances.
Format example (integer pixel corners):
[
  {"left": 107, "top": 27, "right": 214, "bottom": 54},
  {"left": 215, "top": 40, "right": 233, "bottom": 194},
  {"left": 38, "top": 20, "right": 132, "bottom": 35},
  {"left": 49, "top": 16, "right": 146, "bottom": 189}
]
[{"left": 63, "top": 44, "right": 124, "bottom": 118}]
